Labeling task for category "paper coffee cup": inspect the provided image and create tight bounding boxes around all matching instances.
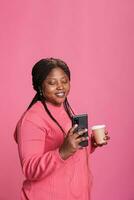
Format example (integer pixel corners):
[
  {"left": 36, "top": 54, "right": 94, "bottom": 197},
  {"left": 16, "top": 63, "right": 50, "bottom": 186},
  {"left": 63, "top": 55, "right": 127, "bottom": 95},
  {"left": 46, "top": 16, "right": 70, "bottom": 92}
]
[{"left": 91, "top": 125, "right": 106, "bottom": 145}]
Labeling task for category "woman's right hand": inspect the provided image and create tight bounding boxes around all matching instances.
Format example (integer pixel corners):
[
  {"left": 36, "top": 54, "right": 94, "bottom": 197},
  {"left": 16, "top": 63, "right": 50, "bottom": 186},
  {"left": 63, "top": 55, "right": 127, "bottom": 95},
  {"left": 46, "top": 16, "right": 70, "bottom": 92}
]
[{"left": 59, "top": 124, "right": 88, "bottom": 160}]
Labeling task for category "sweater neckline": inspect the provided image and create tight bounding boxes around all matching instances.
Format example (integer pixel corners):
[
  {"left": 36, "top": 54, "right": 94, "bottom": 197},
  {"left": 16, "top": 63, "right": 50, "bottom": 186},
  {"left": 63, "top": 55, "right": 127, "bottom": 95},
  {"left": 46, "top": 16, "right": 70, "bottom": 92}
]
[{"left": 39, "top": 100, "right": 64, "bottom": 111}]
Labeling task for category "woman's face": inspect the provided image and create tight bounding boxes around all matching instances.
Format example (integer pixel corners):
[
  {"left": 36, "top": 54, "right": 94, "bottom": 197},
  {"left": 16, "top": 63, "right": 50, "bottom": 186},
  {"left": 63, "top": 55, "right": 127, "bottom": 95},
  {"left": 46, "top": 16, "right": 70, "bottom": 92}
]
[{"left": 42, "top": 67, "right": 70, "bottom": 106}]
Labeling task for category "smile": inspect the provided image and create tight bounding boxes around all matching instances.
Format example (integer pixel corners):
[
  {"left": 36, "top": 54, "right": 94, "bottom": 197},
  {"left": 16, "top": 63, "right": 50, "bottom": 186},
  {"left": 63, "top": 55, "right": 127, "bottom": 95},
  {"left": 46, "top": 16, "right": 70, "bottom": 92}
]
[{"left": 55, "top": 92, "right": 65, "bottom": 98}]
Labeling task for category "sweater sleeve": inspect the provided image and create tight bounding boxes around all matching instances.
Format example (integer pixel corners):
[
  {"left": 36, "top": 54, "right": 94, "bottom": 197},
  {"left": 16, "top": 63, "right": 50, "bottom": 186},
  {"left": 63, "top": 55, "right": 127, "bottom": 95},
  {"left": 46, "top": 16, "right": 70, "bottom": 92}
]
[
  {"left": 87, "top": 135, "right": 96, "bottom": 154},
  {"left": 17, "top": 118, "right": 68, "bottom": 181}
]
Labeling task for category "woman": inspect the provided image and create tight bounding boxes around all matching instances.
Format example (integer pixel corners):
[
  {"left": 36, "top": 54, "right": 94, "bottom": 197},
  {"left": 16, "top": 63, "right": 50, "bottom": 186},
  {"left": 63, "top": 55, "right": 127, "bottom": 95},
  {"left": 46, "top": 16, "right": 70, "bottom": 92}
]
[{"left": 15, "top": 58, "right": 109, "bottom": 200}]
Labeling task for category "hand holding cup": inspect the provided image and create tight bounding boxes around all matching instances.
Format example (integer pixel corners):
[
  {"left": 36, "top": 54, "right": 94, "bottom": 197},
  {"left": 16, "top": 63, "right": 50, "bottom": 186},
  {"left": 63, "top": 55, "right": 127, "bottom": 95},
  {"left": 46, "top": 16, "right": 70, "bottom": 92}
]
[{"left": 91, "top": 125, "right": 110, "bottom": 147}]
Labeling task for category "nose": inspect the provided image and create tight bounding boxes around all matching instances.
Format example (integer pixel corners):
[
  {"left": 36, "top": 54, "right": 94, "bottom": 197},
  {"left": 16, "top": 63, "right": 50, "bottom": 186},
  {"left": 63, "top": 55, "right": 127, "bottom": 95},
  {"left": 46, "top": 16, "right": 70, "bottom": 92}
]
[{"left": 56, "top": 81, "right": 64, "bottom": 90}]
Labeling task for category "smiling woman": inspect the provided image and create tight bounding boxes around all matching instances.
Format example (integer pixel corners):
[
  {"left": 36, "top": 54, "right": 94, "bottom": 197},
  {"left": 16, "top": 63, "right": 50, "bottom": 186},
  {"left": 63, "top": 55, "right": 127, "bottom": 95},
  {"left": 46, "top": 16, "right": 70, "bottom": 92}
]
[
  {"left": 14, "top": 58, "right": 109, "bottom": 200},
  {"left": 42, "top": 67, "right": 70, "bottom": 106}
]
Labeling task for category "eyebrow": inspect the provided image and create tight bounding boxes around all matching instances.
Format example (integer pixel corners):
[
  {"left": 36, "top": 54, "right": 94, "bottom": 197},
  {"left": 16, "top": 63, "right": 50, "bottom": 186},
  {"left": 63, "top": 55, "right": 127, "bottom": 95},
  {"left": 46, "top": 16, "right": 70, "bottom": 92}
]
[{"left": 46, "top": 76, "right": 68, "bottom": 80}]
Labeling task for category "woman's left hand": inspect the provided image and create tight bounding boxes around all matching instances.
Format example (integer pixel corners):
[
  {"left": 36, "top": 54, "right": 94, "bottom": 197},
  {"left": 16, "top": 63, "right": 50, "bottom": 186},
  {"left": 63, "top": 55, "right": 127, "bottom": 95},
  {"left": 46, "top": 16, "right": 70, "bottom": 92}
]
[{"left": 91, "top": 130, "right": 110, "bottom": 148}]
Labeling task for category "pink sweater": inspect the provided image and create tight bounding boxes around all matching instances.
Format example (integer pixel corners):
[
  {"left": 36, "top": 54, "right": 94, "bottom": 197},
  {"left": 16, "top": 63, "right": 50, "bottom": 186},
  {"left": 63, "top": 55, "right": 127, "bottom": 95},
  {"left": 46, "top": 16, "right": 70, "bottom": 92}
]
[{"left": 15, "top": 101, "right": 93, "bottom": 200}]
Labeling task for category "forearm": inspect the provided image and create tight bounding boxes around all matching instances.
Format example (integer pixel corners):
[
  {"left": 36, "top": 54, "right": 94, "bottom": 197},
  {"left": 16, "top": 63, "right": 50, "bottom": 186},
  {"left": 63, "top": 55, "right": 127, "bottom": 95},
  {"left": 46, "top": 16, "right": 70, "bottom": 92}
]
[{"left": 21, "top": 148, "right": 67, "bottom": 181}]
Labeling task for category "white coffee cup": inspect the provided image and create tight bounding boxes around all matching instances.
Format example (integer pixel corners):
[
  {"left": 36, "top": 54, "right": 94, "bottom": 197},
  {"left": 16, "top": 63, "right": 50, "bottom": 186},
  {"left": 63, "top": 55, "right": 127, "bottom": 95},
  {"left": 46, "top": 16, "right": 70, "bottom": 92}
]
[{"left": 91, "top": 125, "right": 106, "bottom": 145}]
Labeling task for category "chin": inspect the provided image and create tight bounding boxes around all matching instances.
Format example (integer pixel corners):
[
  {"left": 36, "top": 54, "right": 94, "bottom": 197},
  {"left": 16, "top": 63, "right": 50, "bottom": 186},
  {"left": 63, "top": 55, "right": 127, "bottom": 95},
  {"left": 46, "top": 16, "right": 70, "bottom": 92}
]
[
  {"left": 56, "top": 101, "right": 64, "bottom": 106},
  {"left": 55, "top": 99, "right": 65, "bottom": 106}
]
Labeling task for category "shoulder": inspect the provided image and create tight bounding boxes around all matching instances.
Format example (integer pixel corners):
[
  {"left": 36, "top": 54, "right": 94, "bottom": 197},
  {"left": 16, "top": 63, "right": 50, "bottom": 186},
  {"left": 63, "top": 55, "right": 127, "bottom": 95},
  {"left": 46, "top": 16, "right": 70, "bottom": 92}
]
[
  {"left": 25, "top": 101, "right": 45, "bottom": 121},
  {"left": 15, "top": 101, "right": 48, "bottom": 143},
  {"left": 17, "top": 101, "right": 48, "bottom": 128}
]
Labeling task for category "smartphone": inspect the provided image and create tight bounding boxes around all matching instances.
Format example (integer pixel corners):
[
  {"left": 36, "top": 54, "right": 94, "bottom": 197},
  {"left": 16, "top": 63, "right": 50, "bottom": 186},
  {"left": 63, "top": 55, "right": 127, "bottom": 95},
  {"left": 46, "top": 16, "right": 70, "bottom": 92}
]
[{"left": 72, "top": 114, "right": 88, "bottom": 147}]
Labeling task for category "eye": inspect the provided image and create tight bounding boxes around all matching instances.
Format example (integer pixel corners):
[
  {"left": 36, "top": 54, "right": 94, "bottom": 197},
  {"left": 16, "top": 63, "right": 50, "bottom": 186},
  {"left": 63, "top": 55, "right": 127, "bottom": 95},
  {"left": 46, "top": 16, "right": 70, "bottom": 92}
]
[
  {"left": 47, "top": 80, "right": 57, "bottom": 85},
  {"left": 61, "top": 78, "right": 68, "bottom": 84}
]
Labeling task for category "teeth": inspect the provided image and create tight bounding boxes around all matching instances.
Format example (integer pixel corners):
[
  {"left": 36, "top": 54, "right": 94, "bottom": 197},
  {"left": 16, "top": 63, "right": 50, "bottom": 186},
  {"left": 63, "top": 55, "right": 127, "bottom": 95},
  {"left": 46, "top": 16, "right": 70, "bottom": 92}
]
[{"left": 55, "top": 92, "right": 65, "bottom": 97}]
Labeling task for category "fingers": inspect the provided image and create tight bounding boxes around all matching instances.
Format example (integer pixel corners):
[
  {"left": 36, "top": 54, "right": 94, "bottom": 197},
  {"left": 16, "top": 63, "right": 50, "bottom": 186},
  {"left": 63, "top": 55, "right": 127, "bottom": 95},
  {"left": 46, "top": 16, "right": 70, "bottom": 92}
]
[
  {"left": 72, "top": 127, "right": 88, "bottom": 139},
  {"left": 105, "top": 130, "right": 110, "bottom": 138},
  {"left": 104, "top": 130, "right": 110, "bottom": 141},
  {"left": 74, "top": 128, "right": 88, "bottom": 147},
  {"left": 69, "top": 124, "right": 78, "bottom": 135},
  {"left": 93, "top": 142, "right": 107, "bottom": 147},
  {"left": 67, "top": 126, "right": 88, "bottom": 151},
  {"left": 98, "top": 143, "right": 106, "bottom": 147},
  {"left": 77, "top": 128, "right": 88, "bottom": 136},
  {"left": 104, "top": 136, "right": 110, "bottom": 140},
  {"left": 76, "top": 135, "right": 89, "bottom": 144},
  {"left": 92, "top": 142, "right": 98, "bottom": 147},
  {"left": 78, "top": 146, "right": 84, "bottom": 150},
  {"left": 105, "top": 130, "right": 108, "bottom": 135}
]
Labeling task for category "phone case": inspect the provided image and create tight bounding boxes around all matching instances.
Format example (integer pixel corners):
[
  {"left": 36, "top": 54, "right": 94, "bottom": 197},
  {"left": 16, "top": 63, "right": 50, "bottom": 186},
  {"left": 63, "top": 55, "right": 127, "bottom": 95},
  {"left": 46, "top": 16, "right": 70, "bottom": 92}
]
[{"left": 72, "top": 114, "right": 88, "bottom": 147}]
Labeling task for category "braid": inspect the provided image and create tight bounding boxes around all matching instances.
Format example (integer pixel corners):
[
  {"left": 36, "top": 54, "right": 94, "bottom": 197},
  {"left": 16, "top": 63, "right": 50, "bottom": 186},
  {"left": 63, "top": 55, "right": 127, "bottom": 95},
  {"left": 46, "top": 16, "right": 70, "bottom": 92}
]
[
  {"left": 41, "top": 100, "right": 66, "bottom": 136},
  {"left": 64, "top": 98, "right": 75, "bottom": 119},
  {"left": 27, "top": 93, "right": 40, "bottom": 110}
]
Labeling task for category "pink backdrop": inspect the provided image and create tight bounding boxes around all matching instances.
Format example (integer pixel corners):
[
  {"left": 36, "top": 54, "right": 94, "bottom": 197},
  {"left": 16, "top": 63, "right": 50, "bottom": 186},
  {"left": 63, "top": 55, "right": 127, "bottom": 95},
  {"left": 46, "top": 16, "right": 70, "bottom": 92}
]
[{"left": 0, "top": 0, "right": 134, "bottom": 199}]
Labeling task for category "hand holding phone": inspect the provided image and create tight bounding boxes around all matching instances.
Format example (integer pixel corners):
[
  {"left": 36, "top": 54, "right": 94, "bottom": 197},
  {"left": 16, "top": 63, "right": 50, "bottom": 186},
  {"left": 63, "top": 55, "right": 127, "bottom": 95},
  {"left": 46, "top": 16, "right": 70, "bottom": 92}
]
[{"left": 72, "top": 114, "right": 88, "bottom": 147}]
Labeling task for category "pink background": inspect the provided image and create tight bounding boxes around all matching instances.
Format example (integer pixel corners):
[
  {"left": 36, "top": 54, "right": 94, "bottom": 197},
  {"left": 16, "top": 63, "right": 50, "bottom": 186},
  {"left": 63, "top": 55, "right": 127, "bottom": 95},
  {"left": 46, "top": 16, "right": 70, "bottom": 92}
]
[{"left": 0, "top": 0, "right": 134, "bottom": 199}]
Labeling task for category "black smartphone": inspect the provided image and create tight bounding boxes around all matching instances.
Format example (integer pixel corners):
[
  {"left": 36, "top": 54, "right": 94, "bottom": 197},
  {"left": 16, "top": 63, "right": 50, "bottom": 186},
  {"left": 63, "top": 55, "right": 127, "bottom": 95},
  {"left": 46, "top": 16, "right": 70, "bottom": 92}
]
[{"left": 72, "top": 114, "right": 88, "bottom": 147}]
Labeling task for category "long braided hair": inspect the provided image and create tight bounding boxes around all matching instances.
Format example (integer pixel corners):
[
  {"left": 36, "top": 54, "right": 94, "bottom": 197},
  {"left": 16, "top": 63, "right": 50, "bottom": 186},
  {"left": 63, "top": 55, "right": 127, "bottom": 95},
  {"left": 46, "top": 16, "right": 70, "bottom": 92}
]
[{"left": 28, "top": 58, "right": 75, "bottom": 135}]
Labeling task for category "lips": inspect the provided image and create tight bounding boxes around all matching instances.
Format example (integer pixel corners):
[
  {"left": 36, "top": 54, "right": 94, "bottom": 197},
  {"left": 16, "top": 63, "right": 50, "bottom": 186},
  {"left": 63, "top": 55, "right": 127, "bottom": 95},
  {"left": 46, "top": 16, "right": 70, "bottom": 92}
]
[{"left": 55, "top": 92, "right": 65, "bottom": 98}]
